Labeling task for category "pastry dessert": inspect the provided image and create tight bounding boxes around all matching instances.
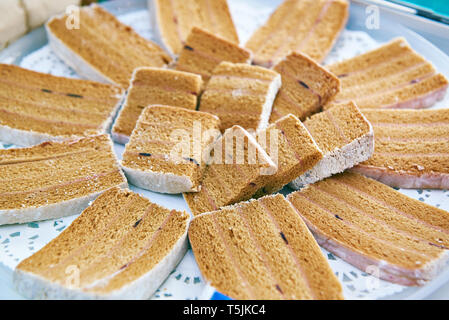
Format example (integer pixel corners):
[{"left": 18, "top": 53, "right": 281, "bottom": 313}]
[
  {"left": 352, "top": 109, "right": 449, "bottom": 189},
  {"left": 0, "top": 134, "right": 127, "bottom": 225},
  {"left": 14, "top": 187, "right": 190, "bottom": 299},
  {"left": 0, "top": 0, "right": 27, "bottom": 49},
  {"left": 111, "top": 67, "right": 202, "bottom": 144},
  {"left": 189, "top": 194, "right": 344, "bottom": 299},
  {"left": 199, "top": 62, "right": 281, "bottom": 132},
  {"left": 46, "top": 4, "right": 172, "bottom": 87},
  {"left": 23, "top": 0, "right": 81, "bottom": 29},
  {"left": 327, "top": 38, "right": 449, "bottom": 109},
  {"left": 288, "top": 172, "right": 449, "bottom": 286},
  {"left": 121, "top": 105, "right": 221, "bottom": 194},
  {"left": 289, "top": 102, "right": 374, "bottom": 189},
  {"left": 184, "top": 125, "right": 277, "bottom": 216},
  {"left": 0, "top": 64, "right": 124, "bottom": 147},
  {"left": 174, "top": 27, "right": 252, "bottom": 85},
  {"left": 149, "top": 0, "right": 239, "bottom": 56},
  {"left": 245, "top": 0, "right": 349, "bottom": 67},
  {"left": 270, "top": 52, "right": 340, "bottom": 123}
]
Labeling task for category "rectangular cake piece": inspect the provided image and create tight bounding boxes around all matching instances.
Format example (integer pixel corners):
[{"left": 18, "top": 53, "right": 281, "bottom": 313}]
[
  {"left": 46, "top": 4, "right": 172, "bottom": 87},
  {"left": 245, "top": 0, "right": 349, "bottom": 67},
  {"left": 199, "top": 62, "right": 281, "bottom": 132},
  {"left": 270, "top": 52, "right": 340, "bottom": 123},
  {"left": 289, "top": 102, "right": 374, "bottom": 189},
  {"left": 189, "top": 194, "right": 344, "bottom": 299},
  {"left": 14, "top": 187, "right": 190, "bottom": 299},
  {"left": 184, "top": 125, "right": 277, "bottom": 216},
  {"left": 326, "top": 38, "right": 449, "bottom": 109},
  {"left": 0, "top": 64, "right": 124, "bottom": 147},
  {"left": 174, "top": 27, "right": 252, "bottom": 85},
  {"left": 351, "top": 109, "right": 449, "bottom": 189},
  {"left": 0, "top": 134, "right": 127, "bottom": 225},
  {"left": 121, "top": 105, "right": 221, "bottom": 194},
  {"left": 288, "top": 172, "right": 449, "bottom": 286},
  {"left": 111, "top": 67, "right": 202, "bottom": 144},
  {"left": 149, "top": 0, "right": 239, "bottom": 56}
]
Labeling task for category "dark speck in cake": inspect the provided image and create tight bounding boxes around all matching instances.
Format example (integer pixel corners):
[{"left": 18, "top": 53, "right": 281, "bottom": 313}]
[
  {"left": 133, "top": 219, "right": 142, "bottom": 228},
  {"left": 139, "top": 153, "right": 152, "bottom": 157},
  {"left": 335, "top": 215, "right": 343, "bottom": 221},
  {"left": 275, "top": 284, "right": 283, "bottom": 294},
  {"left": 410, "top": 79, "right": 420, "bottom": 84},
  {"left": 137, "top": 105, "right": 146, "bottom": 109},
  {"left": 249, "top": 182, "right": 256, "bottom": 187},
  {"left": 184, "top": 45, "right": 194, "bottom": 51},
  {"left": 184, "top": 157, "right": 200, "bottom": 166},
  {"left": 338, "top": 73, "right": 348, "bottom": 78},
  {"left": 67, "top": 93, "right": 83, "bottom": 99},
  {"left": 280, "top": 232, "right": 288, "bottom": 244},
  {"left": 298, "top": 80, "right": 310, "bottom": 89},
  {"left": 41, "top": 89, "right": 52, "bottom": 93}
]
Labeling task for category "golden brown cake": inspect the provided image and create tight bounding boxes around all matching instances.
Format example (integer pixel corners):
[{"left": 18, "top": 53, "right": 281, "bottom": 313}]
[
  {"left": 46, "top": 4, "right": 172, "bottom": 87},
  {"left": 189, "top": 194, "right": 344, "bottom": 300},
  {"left": 0, "top": 134, "right": 127, "bottom": 225},
  {"left": 14, "top": 187, "right": 190, "bottom": 299},
  {"left": 288, "top": 172, "right": 449, "bottom": 286},
  {"left": 245, "top": 0, "right": 349, "bottom": 67},
  {"left": 352, "top": 109, "right": 449, "bottom": 189},
  {"left": 270, "top": 51, "right": 340, "bottom": 123},
  {"left": 111, "top": 67, "right": 202, "bottom": 144},
  {"left": 199, "top": 62, "right": 281, "bottom": 132},
  {"left": 327, "top": 38, "right": 449, "bottom": 109},
  {"left": 0, "top": 64, "right": 124, "bottom": 147},
  {"left": 184, "top": 125, "right": 277, "bottom": 216},
  {"left": 149, "top": 0, "right": 239, "bottom": 56},
  {"left": 121, "top": 105, "right": 221, "bottom": 194}
]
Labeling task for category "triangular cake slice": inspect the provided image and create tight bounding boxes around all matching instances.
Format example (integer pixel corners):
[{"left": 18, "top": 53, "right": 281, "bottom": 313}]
[
  {"left": 270, "top": 51, "right": 340, "bottom": 123},
  {"left": 245, "top": 0, "right": 349, "bottom": 67},
  {"left": 199, "top": 62, "right": 281, "bottom": 132},
  {"left": 121, "top": 105, "right": 221, "bottom": 194},
  {"left": 174, "top": 27, "right": 252, "bottom": 85},
  {"left": 351, "top": 109, "right": 449, "bottom": 189},
  {"left": 14, "top": 187, "right": 190, "bottom": 299},
  {"left": 46, "top": 4, "right": 172, "bottom": 87},
  {"left": 326, "top": 38, "right": 449, "bottom": 109},
  {"left": 288, "top": 172, "right": 449, "bottom": 286},
  {"left": 0, "top": 134, "right": 127, "bottom": 225},
  {"left": 111, "top": 67, "right": 202, "bottom": 144},
  {"left": 184, "top": 125, "right": 277, "bottom": 216},
  {"left": 289, "top": 102, "right": 374, "bottom": 189},
  {"left": 0, "top": 64, "right": 123, "bottom": 147},
  {"left": 189, "top": 194, "right": 344, "bottom": 299},
  {"left": 149, "top": 0, "right": 239, "bottom": 56}
]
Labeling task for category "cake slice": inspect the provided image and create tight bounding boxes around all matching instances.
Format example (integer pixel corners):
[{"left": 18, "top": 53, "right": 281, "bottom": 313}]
[
  {"left": 149, "top": 0, "right": 239, "bottom": 56},
  {"left": 111, "top": 67, "right": 202, "bottom": 144},
  {"left": 289, "top": 102, "right": 374, "bottom": 189},
  {"left": 46, "top": 4, "right": 172, "bottom": 87},
  {"left": 0, "top": 134, "right": 127, "bottom": 225},
  {"left": 270, "top": 51, "right": 340, "bottom": 123},
  {"left": 14, "top": 187, "right": 190, "bottom": 299},
  {"left": 184, "top": 125, "right": 277, "bottom": 216},
  {"left": 0, "top": 64, "right": 124, "bottom": 147},
  {"left": 245, "top": 0, "right": 349, "bottom": 67},
  {"left": 121, "top": 105, "right": 221, "bottom": 194},
  {"left": 174, "top": 27, "right": 252, "bottom": 85},
  {"left": 351, "top": 109, "right": 449, "bottom": 189},
  {"left": 326, "top": 38, "right": 449, "bottom": 109},
  {"left": 199, "top": 62, "right": 281, "bottom": 132},
  {"left": 0, "top": 0, "right": 27, "bottom": 49},
  {"left": 288, "top": 172, "right": 449, "bottom": 286},
  {"left": 189, "top": 194, "right": 344, "bottom": 299}
]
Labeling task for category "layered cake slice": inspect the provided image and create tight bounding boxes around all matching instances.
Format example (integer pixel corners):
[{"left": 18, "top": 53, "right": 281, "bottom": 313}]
[
  {"left": 0, "top": 134, "right": 127, "bottom": 225},
  {"left": 0, "top": 64, "right": 124, "bottom": 147},
  {"left": 111, "top": 67, "right": 202, "bottom": 144},
  {"left": 288, "top": 172, "right": 449, "bottom": 286},
  {"left": 245, "top": 0, "right": 349, "bottom": 67},
  {"left": 46, "top": 4, "right": 172, "bottom": 87},
  {"left": 351, "top": 109, "right": 449, "bottom": 189},
  {"left": 199, "top": 62, "right": 281, "bottom": 132},
  {"left": 121, "top": 105, "right": 221, "bottom": 194},
  {"left": 289, "top": 102, "right": 374, "bottom": 189},
  {"left": 327, "top": 38, "right": 449, "bottom": 109},
  {"left": 174, "top": 27, "right": 252, "bottom": 84},
  {"left": 270, "top": 52, "right": 340, "bottom": 123},
  {"left": 184, "top": 125, "right": 277, "bottom": 216},
  {"left": 14, "top": 187, "right": 190, "bottom": 299},
  {"left": 149, "top": 0, "right": 239, "bottom": 56},
  {"left": 189, "top": 194, "right": 344, "bottom": 299}
]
